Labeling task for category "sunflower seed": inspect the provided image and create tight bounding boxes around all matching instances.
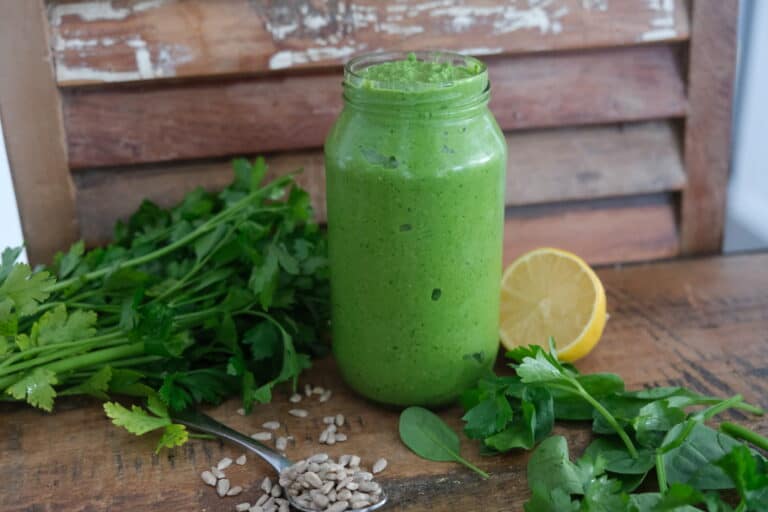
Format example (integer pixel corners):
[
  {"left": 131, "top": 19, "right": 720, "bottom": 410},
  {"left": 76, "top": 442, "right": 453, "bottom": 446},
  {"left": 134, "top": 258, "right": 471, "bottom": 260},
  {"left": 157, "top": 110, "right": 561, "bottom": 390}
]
[
  {"left": 262, "top": 421, "right": 281, "bottom": 430},
  {"left": 312, "top": 386, "right": 325, "bottom": 395},
  {"left": 276, "top": 436, "right": 288, "bottom": 451},
  {"left": 326, "top": 501, "right": 349, "bottom": 512},
  {"left": 236, "top": 454, "right": 247, "bottom": 465},
  {"left": 319, "top": 429, "right": 329, "bottom": 443},
  {"left": 349, "top": 455, "right": 361, "bottom": 468},
  {"left": 270, "top": 485, "right": 282, "bottom": 498},
  {"left": 309, "top": 453, "right": 329, "bottom": 463},
  {"left": 319, "top": 390, "right": 333, "bottom": 402},
  {"left": 337, "top": 489, "right": 352, "bottom": 501},
  {"left": 236, "top": 407, "right": 246, "bottom": 416},
  {"left": 235, "top": 503, "right": 251, "bottom": 511},
  {"left": 216, "top": 478, "right": 230, "bottom": 497},
  {"left": 227, "top": 485, "right": 243, "bottom": 496},
  {"left": 251, "top": 432, "right": 273, "bottom": 441},
  {"left": 288, "top": 408, "right": 308, "bottom": 418},
  {"left": 326, "top": 432, "right": 337, "bottom": 445},
  {"left": 335, "top": 433, "right": 347, "bottom": 442},
  {"left": 312, "top": 492, "right": 330, "bottom": 508},
  {"left": 200, "top": 470, "right": 217, "bottom": 486},
  {"left": 217, "top": 457, "right": 233, "bottom": 470},
  {"left": 249, "top": 506, "right": 263, "bottom": 512},
  {"left": 211, "top": 467, "right": 226, "bottom": 479},
  {"left": 256, "top": 493, "right": 269, "bottom": 506},
  {"left": 323, "top": 416, "right": 336, "bottom": 425},
  {"left": 261, "top": 477, "right": 273, "bottom": 494},
  {"left": 289, "top": 393, "right": 302, "bottom": 403},
  {"left": 372, "top": 458, "right": 388, "bottom": 474},
  {"left": 351, "top": 500, "right": 371, "bottom": 509},
  {"left": 335, "top": 414, "right": 345, "bottom": 427},
  {"left": 303, "top": 471, "right": 323, "bottom": 488},
  {"left": 339, "top": 454, "right": 351, "bottom": 467},
  {"left": 304, "top": 384, "right": 312, "bottom": 397}
]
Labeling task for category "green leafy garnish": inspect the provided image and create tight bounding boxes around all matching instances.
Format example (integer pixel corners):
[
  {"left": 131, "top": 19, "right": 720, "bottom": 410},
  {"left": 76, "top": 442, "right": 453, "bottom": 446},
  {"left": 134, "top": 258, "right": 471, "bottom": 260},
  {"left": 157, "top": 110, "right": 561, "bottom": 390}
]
[
  {"left": 0, "top": 158, "right": 330, "bottom": 450},
  {"left": 399, "top": 406, "right": 489, "bottom": 478}
]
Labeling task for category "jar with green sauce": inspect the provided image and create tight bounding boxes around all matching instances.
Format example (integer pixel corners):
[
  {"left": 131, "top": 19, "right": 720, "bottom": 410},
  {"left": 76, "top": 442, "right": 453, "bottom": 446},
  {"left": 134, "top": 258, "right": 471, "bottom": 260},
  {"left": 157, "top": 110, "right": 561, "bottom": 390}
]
[{"left": 324, "top": 51, "right": 506, "bottom": 407}]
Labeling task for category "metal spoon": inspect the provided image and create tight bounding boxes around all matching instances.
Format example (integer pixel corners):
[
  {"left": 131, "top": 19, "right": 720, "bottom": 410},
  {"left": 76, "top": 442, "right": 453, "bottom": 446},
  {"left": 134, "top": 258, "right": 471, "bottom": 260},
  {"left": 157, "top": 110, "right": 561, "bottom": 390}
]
[{"left": 171, "top": 408, "right": 388, "bottom": 512}]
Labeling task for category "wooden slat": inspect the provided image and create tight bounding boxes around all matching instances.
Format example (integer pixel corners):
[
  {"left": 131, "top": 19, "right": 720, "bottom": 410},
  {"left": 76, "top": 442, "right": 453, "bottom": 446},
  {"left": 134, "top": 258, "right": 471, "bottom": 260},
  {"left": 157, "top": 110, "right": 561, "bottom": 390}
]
[
  {"left": 48, "top": 0, "right": 690, "bottom": 85},
  {"left": 74, "top": 122, "right": 685, "bottom": 246},
  {"left": 4, "top": 253, "right": 768, "bottom": 510},
  {"left": 0, "top": 0, "right": 79, "bottom": 265},
  {"left": 63, "top": 46, "right": 687, "bottom": 168},
  {"left": 502, "top": 194, "right": 680, "bottom": 266},
  {"left": 680, "top": 1, "right": 738, "bottom": 254}
]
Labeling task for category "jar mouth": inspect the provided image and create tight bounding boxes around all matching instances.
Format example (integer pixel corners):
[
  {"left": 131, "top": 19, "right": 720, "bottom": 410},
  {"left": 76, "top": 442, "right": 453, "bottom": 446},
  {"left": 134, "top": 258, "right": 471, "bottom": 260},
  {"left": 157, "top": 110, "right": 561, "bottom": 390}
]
[{"left": 344, "top": 50, "right": 487, "bottom": 93}]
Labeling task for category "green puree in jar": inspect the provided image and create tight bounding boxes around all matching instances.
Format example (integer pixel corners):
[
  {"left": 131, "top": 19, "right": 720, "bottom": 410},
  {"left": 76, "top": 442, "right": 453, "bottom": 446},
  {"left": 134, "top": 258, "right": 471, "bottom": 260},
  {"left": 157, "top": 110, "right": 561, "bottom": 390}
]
[{"left": 325, "top": 52, "right": 506, "bottom": 406}]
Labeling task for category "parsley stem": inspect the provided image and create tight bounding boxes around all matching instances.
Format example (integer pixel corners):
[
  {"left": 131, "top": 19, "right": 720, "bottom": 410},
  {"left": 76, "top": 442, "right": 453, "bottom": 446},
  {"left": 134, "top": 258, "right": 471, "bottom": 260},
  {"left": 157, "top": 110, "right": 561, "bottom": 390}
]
[
  {"left": 720, "top": 421, "right": 768, "bottom": 451},
  {"left": 0, "top": 331, "right": 124, "bottom": 371},
  {"left": 655, "top": 452, "right": 668, "bottom": 492},
  {"left": 572, "top": 380, "right": 639, "bottom": 459}
]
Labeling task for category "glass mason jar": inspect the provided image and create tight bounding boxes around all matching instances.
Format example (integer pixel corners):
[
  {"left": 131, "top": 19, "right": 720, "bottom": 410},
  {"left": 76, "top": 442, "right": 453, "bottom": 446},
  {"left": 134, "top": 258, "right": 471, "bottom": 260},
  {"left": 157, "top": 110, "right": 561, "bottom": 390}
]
[{"left": 324, "top": 51, "right": 506, "bottom": 406}]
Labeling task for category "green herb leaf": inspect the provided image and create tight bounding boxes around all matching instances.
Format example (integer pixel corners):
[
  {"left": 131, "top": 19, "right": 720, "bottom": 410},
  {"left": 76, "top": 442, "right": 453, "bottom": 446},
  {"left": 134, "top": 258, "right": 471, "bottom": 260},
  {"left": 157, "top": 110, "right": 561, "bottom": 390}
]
[
  {"left": 399, "top": 406, "right": 489, "bottom": 478},
  {"left": 60, "top": 365, "right": 112, "bottom": 399},
  {"left": 716, "top": 445, "right": 768, "bottom": 510},
  {"left": 0, "top": 264, "right": 54, "bottom": 316},
  {"left": 156, "top": 423, "right": 188, "bottom": 453},
  {"left": 5, "top": 367, "right": 58, "bottom": 411},
  {"left": 103, "top": 401, "right": 171, "bottom": 435},
  {"left": 662, "top": 422, "right": 741, "bottom": 490}
]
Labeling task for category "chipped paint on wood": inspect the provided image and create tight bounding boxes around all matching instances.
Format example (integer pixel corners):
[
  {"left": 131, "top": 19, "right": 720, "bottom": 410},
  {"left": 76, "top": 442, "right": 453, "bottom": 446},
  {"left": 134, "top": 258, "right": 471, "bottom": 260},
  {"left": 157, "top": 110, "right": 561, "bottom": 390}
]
[
  {"left": 641, "top": 0, "right": 677, "bottom": 41},
  {"left": 48, "top": 0, "right": 690, "bottom": 84}
]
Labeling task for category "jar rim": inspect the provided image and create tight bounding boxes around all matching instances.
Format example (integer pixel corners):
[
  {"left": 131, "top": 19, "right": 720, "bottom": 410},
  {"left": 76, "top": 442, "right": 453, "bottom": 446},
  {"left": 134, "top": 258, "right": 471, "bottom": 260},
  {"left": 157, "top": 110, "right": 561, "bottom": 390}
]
[{"left": 344, "top": 50, "right": 487, "bottom": 92}]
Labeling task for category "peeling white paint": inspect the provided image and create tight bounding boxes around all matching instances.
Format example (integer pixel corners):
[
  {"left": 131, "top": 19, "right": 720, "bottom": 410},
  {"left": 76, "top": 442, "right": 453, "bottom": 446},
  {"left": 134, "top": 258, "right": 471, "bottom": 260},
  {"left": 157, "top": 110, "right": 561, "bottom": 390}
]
[
  {"left": 379, "top": 23, "right": 425, "bottom": 36},
  {"left": 458, "top": 47, "right": 504, "bottom": 56},
  {"left": 430, "top": 2, "right": 570, "bottom": 36},
  {"left": 269, "top": 46, "right": 360, "bottom": 70},
  {"left": 303, "top": 14, "right": 329, "bottom": 31},
  {"left": 641, "top": 0, "right": 676, "bottom": 42},
  {"left": 51, "top": 0, "right": 166, "bottom": 26},
  {"left": 582, "top": 0, "right": 609, "bottom": 11}
]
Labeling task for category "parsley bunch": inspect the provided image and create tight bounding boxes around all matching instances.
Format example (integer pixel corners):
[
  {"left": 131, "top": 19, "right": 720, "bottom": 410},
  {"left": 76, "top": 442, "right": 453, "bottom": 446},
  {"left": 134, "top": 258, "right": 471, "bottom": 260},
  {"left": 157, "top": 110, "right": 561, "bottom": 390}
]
[
  {"left": 0, "top": 158, "right": 330, "bottom": 450},
  {"left": 461, "top": 340, "right": 768, "bottom": 511}
]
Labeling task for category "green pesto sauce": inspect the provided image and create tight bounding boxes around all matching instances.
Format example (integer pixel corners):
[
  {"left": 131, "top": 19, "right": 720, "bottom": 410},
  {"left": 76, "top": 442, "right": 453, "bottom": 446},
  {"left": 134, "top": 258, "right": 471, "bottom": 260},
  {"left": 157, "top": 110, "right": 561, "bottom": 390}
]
[{"left": 358, "top": 52, "right": 481, "bottom": 85}]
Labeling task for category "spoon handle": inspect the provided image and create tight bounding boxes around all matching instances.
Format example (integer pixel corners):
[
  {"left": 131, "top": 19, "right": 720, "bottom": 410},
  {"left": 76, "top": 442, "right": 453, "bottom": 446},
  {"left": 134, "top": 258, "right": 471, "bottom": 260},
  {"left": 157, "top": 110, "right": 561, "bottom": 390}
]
[{"left": 171, "top": 408, "right": 293, "bottom": 473}]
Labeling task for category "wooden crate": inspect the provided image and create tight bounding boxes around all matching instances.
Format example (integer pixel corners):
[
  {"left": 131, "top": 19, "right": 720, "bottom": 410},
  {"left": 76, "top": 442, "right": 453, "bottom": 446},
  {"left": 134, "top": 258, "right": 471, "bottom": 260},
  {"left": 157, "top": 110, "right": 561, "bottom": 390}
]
[{"left": 0, "top": 0, "right": 737, "bottom": 266}]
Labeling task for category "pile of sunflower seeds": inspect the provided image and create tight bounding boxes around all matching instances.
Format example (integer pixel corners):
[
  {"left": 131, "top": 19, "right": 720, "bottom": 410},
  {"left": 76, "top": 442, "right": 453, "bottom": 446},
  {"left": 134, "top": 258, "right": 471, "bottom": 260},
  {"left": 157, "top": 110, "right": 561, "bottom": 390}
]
[
  {"left": 200, "top": 455, "right": 248, "bottom": 497},
  {"left": 278, "top": 453, "right": 386, "bottom": 511}
]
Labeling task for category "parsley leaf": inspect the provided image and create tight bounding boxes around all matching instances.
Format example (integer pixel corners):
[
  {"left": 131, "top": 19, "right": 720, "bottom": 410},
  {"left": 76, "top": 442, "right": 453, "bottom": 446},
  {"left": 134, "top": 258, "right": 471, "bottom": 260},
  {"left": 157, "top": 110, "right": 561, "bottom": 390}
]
[
  {"left": 0, "top": 264, "right": 54, "bottom": 316},
  {"left": 5, "top": 368, "right": 58, "bottom": 411}
]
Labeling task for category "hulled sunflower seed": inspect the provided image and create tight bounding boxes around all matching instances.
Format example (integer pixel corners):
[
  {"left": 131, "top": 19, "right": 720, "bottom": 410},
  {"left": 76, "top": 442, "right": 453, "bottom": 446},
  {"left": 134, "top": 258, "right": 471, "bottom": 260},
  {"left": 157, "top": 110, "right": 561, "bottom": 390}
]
[
  {"left": 319, "top": 389, "right": 333, "bottom": 402},
  {"left": 216, "top": 478, "right": 230, "bottom": 497},
  {"left": 236, "top": 454, "right": 247, "bottom": 465},
  {"left": 335, "top": 433, "right": 347, "bottom": 442},
  {"left": 372, "top": 458, "right": 388, "bottom": 474},
  {"left": 309, "top": 453, "right": 329, "bottom": 463},
  {"left": 251, "top": 432, "right": 273, "bottom": 441},
  {"left": 217, "top": 457, "right": 233, "bottom": 470},
  {"left": 349, "top": 455, "right": 361, "bottom": 468},
  {"left": 262, "top": 421, "right": 281, "bottom": 430},
  {"left": 227, "top": 485, "right": 243, "bottom": 497},
  {"left": 323, "top": 416, "right": 336, "bottom": 425},
  {"left": 261, "top": 477, "right": 273, "bottom": 494},
  {"left": 312, "top": 492, "right": 330, "bottom": 508},
  {"left": 236, "top": 407, "right": 246, "bottom": 416},
  {"left": 276, "top": 436, "right": 288, "bottom": 451},
  {"left": 326, "top": 501, "right": 349, "bottom": 512},
  {"left": 335, "top": 414, "right": 345, "bottom": 427},
  {"left": 288, "top": 408, "right": 308, "bottom": 418},
  {"left": 304, "top": 384, "right": 312, "bottom": 397},
  {"left": 211, "top": 467, "right": 226, "bottom": 479},
  {"left": 319, "top": 430, "right": 329, "bottom": 443},
  {"left": 326, "top": 432, "right": 337, "bottom": 445},
  {"left": 312, "top": 386, "right": 325, "bottom": 395},
  {"left": 351, "top": 500, "right": 371, "bottom": 509},
  {"left": 289, "top": 393, "right": 302, "bottom": 403},
  {"left": 339, "top": 454, "right": 351, "bottom": 467},
  {"left": 303, "top": 471, "right": 323, "bottom": 488},
  {"left": 256, "top": 493, "right": 269, "bottom": 506},
  {"left": 200, "top": 470, "right": 217, "bottom": 486},
  {"left": 271, "top": 485, "right": 282, "bottom": 497},
  {"left": 235, "top": 503, "right": 251, "bottom": 511}
]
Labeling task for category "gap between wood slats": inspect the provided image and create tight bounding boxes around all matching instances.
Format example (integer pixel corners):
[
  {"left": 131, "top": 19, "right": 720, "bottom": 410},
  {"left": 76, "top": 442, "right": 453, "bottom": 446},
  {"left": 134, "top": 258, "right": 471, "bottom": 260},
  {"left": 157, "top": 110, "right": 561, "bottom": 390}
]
[
  {"left": 63, "top": 45, "right": 687, "bottom": 169},
  {"left": 48, "top": 0, "right": 690, "bottom": 86}
]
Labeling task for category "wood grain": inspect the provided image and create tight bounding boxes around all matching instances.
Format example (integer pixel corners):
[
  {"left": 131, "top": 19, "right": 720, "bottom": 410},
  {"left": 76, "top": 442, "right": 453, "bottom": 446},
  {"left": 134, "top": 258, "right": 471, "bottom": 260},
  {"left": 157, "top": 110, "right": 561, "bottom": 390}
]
[
  {"left": 502, "top": 194, "right": 680, "bottom": 267},
  {"left": 2, "top": 252, "right": 767, "bottom": 511},
  {"left": 73, "top": 122, "right": 686, "bottom": 247},
  {"left": 0, "top": 0, "right": 79, "bottom": 265},
  {"left": 63, "top": 46, "right": 687, "bottom": 168},
  {"left": 679, "top": 0, "right": 739, "bottom": 254},
  {"left": 48, "top": 0, "right": 690, "bottom": 85}
]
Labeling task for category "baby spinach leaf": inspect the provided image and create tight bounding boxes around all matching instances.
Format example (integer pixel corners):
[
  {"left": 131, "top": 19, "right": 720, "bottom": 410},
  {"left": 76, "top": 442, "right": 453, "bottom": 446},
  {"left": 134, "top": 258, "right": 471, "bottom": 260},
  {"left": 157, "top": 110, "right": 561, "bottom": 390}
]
[
  {"left": 399, "top": 406, "right": 489, "bottom": 478},
  {"left": 662, "top": 422, "right": 741, "bottom": 490},
  {"left": 527, "top": 436, "right": 584, "bottom": 497}
]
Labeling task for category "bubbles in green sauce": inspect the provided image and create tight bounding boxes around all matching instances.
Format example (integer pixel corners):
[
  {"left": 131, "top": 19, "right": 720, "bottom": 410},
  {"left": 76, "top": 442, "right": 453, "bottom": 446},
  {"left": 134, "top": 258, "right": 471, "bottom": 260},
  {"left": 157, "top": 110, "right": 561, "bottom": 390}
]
[{"left": 359, "top": 52, "right": 481, "bottom": 85}]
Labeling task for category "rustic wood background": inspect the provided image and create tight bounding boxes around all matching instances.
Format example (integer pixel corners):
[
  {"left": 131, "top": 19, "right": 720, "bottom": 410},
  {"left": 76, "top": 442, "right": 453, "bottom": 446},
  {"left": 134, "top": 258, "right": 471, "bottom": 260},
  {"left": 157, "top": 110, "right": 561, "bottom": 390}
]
[
  {"left": 2, "top": 253, "right": 767, "bottom": 511},
  {"left": 0, "top": 0, "right": 737, "bottom": 266}
]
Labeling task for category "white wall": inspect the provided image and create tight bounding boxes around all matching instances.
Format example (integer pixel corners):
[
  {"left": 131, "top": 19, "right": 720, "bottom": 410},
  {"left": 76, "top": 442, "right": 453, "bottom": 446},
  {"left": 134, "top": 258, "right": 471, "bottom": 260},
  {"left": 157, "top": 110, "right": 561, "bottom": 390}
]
[
  {"left": 0, "top": 118, "right": 26, "bottom": 263},
  {"left": 725, "top": 0, "right": 768, "bottom": 251}
]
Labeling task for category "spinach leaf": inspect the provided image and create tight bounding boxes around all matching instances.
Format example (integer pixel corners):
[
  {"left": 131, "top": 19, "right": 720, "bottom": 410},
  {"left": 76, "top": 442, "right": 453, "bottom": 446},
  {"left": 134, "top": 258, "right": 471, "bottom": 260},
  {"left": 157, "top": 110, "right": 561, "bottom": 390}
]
[
  {"left": 399, "top": 406, "right": 489, "bottom": 478},
  {"left": 662, "top": 422, "right": 741, "bottom": 490}
]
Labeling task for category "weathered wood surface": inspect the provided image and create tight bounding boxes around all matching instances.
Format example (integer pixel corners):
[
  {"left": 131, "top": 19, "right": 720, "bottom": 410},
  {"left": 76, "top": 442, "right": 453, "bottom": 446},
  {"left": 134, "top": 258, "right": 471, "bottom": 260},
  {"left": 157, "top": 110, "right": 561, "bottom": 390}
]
[
  {"left": 0, "top": 0, "right": 79, "bottom": 265},
  {"left": 73, "top": 121, "right": 686, "bottom": 245},
  {"left": 680, "top": 0, "right": 739, "bottom": 255},
  {"left": 48, "top": 0, "right": 690, "bottom": 85},
  {"left": 63, "top": 45, "right": 686, "bottom": 168},
  {"left": 3, "top": 253, "right": 768, "bottom": 511}
]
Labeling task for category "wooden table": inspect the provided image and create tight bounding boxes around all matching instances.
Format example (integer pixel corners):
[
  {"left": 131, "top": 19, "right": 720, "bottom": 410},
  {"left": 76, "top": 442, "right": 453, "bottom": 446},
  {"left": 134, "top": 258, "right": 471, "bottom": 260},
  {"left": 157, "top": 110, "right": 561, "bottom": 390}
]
[{"left": 3, "top": 253, "right": 768, "bottom": 511}]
